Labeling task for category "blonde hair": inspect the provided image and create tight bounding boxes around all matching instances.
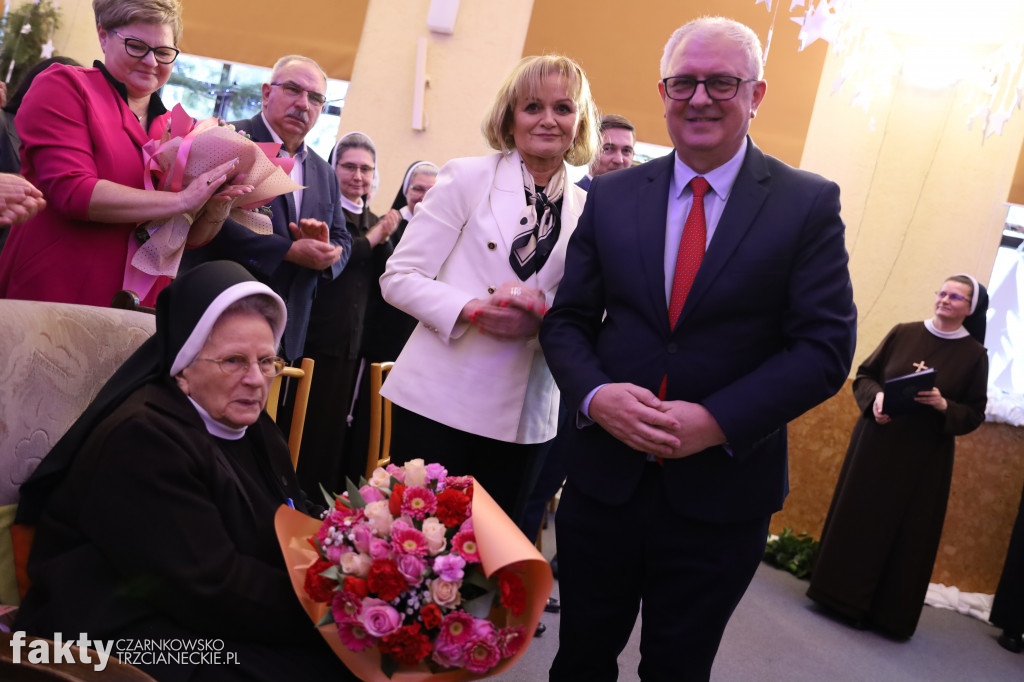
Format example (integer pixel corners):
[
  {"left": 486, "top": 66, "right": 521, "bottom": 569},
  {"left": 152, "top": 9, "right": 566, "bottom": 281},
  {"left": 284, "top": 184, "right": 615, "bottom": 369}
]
[
  {"left": 481, "top": 55, "right": 600, "bottom": 167},
  {"left": 93, "top": 0, "right": 183, "bottom": 44}
]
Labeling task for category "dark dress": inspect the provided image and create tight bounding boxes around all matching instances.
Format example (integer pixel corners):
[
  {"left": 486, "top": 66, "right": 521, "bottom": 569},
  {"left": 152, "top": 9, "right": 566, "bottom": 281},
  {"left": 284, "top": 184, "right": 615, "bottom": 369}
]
[
  {"left": 991, "top": 480, "right": 1024, "bottom": 637},
  {"left": 299, "top": 205, "right": 390, "bottom": 496},
  {"left": 807, "top": 322, "right": 988, "bottom": 638},
  {"left": 15, "top": 376, "right": 354, "bottom": 682}
]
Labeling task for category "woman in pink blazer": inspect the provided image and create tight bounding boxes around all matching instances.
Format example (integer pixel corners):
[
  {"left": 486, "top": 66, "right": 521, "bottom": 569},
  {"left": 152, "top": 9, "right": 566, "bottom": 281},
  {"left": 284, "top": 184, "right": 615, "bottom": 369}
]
[{"left": 0, "top": 0, "right": 242, "bottom": 308}]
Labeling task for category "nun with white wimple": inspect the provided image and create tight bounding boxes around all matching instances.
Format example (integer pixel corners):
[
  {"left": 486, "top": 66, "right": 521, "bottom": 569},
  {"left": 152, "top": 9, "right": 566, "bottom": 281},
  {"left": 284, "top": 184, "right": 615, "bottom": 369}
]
[
  {"left": 808, "top": 274, "right": 990, "bottom": 639},
  {"left": 16, "top": 260, "right": 356, "bottom": 682},
  {"left": 300, "top": 132, "right": 402, "bottom": 495}
]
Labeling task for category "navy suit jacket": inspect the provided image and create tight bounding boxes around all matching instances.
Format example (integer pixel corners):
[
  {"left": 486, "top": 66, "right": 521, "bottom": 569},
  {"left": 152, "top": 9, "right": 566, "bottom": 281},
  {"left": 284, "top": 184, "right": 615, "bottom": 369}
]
[
  {"left": 540, "top": 141, "right": 856, "bottom": 523},
  {"left": 181, "top": 114, "right": 350, "bottom": 360}
]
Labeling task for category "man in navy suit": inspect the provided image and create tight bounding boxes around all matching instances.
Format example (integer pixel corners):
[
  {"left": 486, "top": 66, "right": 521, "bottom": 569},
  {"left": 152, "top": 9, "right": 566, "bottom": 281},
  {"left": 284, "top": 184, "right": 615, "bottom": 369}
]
[
  {"left": 575, "top": 113, "right": 635, "bottom": 191},
  {"left": 182, "top": 55, "right": 349, "bottom": 361},
  {"left": 541, "top": 17, "right": 856, "bottom": 681}
]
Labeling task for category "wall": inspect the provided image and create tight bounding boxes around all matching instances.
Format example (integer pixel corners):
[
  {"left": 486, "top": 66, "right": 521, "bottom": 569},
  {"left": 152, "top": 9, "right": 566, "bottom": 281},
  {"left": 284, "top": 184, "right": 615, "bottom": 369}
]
[
  {"left": 801, "top": 50, "right": 1024, "bottom": 367},
  {"left": 336, "top": 0, "right": 536, "bottom": 215}
]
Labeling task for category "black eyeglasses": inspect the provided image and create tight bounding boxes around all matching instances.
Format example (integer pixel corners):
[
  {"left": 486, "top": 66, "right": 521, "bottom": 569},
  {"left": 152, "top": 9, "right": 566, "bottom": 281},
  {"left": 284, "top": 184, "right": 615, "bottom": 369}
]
[
  {"left": 112, "top": 30, "right": 180, "bottom": 64},
  {"left": 269, "top": 81, "right": 327, "bottom": 108},
  {"left": 935, "top": 291, "right": 969, "bottom": 303},
  {"left": 198, "top": 354, "right": 286, "bottom": 378},
  {"left": 661, "top": 75, "right": 758, "bottom": 101}
]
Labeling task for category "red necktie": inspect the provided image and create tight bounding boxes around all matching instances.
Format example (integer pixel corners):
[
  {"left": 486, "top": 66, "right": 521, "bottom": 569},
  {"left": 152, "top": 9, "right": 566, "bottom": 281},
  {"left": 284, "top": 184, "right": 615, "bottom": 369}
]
[
  {"left": 659, "top": 177, "right": 710, "bottom": 403},
  {"left": 668, "top": 176, "right": 710, "bottom": 327}
]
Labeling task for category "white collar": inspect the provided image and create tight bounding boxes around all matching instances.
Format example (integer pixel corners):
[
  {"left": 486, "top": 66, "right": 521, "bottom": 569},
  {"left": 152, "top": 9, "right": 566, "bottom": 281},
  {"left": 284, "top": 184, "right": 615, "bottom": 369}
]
[
  {"left": 341, "top": 194, "right": 364, "bottom": 214},
  {"left": 187, "top": 396, "right": 247, "bottom": 440},
  {"left": 924, "top": 318, "right": 969, "bottom": 339},
  {"left": 672, "top": 137, "right": 747, "bottom": 201}
]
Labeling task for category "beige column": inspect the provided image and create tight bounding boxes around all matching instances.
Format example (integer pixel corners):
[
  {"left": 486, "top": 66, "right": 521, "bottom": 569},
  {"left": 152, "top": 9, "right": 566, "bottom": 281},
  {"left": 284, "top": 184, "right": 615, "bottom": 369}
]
[
  {"left": 801, "top": 50, "right": 1024, "bottom": 367},
  {"left": 336, "top": 0, "right": 536, "bottom": 215}
]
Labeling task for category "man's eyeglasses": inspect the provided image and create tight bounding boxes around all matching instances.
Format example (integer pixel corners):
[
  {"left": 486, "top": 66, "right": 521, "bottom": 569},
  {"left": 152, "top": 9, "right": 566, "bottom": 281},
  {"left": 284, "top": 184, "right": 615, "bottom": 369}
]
[
  {"left": 198, "top": 354, "right": 286, "bottom": 378},
  {"left": 112, "top": 30, "right": 180, "bottom": 64},
  {"left": 661, "top": 75, "right": 758, "bottom": 102},
  {"left": 337, "top": 163, "right": 375, "bottom": 177},
  {"left": 935, "top": 291, "right": 969, "bottom": 303},
  {"left": 270, "top": 81, "right": 327, "bottom": 108}
]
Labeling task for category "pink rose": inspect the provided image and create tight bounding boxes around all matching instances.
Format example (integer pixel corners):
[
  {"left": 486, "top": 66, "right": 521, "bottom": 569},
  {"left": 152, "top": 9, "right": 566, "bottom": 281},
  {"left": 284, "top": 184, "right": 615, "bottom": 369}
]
[
  {"left": 360, "top": 484, "right": 385, "bottom": 503},
  {"left": 421, "top": 517, "right": 448, "bottom": 555},
  {"left": 369, "top": 467, "right": 392, "bottom": 488},
  {"left": 350, "top": 524, "right": 374, "bottom": 554},
  {"left": 360, "top": 598, "right": 402, "bottom": 638},
  {"left": 471, "top": 617, "right": 497, "bottom": 643},
  {"left": 431, "top": 639, "right": 464, "bottom": 668},
  {"left": 385, "top": 463, "right": 405, "bottom": 482},
  {"left": 325, "top": 543, "right": 346, "bottom": 564},
  {"left": 339, "top": 551, "right": 372, "bottom": 578},
  {"left": 396, "top": 554, "right": 427, "bottom": 586},
  {"left": 364, "top": 500, "right": 393, "bottom": 536},
  {"left": 429, "top": 578, "right": 462, "bottom": 609},
  {"left": 368, "top": 537, "right": 392, "bottom": 561},
  {"left": 404, "top": 459, "right": 427, "bottom": 487}
]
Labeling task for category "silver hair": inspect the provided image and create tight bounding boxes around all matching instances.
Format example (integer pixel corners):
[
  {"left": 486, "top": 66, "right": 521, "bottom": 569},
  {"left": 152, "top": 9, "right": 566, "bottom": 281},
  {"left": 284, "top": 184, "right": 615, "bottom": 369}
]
[{"left": 660, "top": 17, "right": 764, "bottom": 80}]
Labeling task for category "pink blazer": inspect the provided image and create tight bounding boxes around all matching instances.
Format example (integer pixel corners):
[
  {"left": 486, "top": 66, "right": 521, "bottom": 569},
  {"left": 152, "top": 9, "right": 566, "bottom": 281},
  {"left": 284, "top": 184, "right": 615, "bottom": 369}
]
[{"left": 0, "top": 64, "right": 170, "bottom": 307}]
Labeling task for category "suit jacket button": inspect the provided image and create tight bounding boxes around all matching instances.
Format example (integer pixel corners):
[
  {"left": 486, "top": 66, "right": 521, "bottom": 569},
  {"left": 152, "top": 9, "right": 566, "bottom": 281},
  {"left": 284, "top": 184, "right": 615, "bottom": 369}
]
[
  {"left": 667, "top": 342, "right": 678, "bottom": 354},
  {"left": 487, "top": 241, "right": 497, "bottom": 250},
  {"left": 487, "top": 286, "right": 496, "bottom": 294}
]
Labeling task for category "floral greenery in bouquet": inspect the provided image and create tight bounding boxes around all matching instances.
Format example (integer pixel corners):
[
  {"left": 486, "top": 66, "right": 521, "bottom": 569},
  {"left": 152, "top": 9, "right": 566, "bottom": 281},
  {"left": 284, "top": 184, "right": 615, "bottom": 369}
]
[{"left": 276, "top": 459, "right": 552, "bottom": 681}]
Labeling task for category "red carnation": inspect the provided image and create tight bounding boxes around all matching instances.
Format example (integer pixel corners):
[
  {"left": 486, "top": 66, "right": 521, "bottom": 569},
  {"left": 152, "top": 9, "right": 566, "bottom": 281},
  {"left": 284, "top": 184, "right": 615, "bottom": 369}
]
[
  {"left": 303, "top": 558, "right": 335, "bottom": 603},
  {"left": 367, "top": 558, "right": 407, "bottom": 601},
  {"left": 343, "top": 575, "right": 368, "bottom": 598},
  {"left": 380, "top": 624, "right": 433, "bottom": 667},
  {"left": 420, "top": 603, "right": 443, "bottom": 630},
  {"left": 435, "top": 487, "right": 471, "bottom": 528},
  {"left": 389, "top": 484, "right": 408, "bottom": 517},
  {"left": 499, "top": 571, "right": 526, "bottom": 616}
]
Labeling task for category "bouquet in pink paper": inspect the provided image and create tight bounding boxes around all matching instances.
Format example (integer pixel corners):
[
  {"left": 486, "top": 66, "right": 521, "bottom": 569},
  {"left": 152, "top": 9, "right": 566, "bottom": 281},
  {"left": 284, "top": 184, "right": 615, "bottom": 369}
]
[
  {"left": 123, "top": 103, "right": 302, "bottom": 298},
  {"left": 276, "top": 459, "right": 553, "bottom": 682}
]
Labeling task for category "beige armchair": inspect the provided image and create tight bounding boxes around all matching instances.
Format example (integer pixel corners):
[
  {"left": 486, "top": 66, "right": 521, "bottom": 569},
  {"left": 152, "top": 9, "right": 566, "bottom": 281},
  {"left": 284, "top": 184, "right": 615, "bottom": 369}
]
[{"left": 0, "top": 300, "right": 155, "bottom": 604}]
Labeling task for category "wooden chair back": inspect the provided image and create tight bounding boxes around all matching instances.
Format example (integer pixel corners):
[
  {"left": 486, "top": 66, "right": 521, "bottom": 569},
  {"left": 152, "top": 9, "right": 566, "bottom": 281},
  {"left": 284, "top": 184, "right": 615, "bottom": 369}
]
[
  {"left": 365, "top": 362, "right": 395, "bottom": 479},
  {"left": 266, "top": 358, "right": 315, "bottom": 470}
]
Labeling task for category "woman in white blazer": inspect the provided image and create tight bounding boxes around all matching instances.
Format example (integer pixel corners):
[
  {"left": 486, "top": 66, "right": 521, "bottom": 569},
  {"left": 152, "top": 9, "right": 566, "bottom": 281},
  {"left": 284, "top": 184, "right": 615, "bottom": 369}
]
[{"left": 379, "top": 55, "right": 599, "bottom": 522}]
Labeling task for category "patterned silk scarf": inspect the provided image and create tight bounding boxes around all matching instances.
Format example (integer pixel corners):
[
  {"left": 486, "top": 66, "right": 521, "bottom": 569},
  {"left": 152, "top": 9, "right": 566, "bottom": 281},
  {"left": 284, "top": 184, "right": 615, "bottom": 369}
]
[{"left": 509, "top": 159, "right": 565, "bottom": 281}]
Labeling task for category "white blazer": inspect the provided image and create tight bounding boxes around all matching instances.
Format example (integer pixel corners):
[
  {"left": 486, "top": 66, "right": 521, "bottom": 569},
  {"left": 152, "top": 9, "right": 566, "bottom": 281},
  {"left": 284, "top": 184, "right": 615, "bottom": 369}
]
[{"left": 379, "top": 151, "right": 586, "bottom": 443}]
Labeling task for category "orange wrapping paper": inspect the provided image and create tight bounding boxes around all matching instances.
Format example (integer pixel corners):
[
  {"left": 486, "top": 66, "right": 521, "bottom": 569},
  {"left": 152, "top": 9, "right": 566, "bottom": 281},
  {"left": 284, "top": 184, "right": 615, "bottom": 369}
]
[{"left": 275, "top": 480, "right": 553, "bottom": 682}]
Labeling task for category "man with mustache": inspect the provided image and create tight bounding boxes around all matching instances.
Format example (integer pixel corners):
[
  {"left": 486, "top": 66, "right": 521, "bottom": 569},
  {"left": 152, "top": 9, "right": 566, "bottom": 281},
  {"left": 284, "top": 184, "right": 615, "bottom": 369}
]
[{"left": 182, "top": 55, "right": 350, "bottom": 363}]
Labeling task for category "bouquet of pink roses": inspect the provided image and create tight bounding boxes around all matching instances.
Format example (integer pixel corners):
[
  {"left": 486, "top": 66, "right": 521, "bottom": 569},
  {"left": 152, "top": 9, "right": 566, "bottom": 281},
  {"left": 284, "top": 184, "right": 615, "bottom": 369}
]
[
  {"left": 276, "top": 459, "right": 552, "bottom": 682},
  {"left": 123, "top": 103, "right": 302, "bottom": 300}
]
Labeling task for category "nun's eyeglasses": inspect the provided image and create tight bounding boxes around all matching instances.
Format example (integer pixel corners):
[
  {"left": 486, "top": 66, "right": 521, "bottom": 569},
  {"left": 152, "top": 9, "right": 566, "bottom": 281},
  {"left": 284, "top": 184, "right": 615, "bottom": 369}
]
[
  {"left": 935, "top": 291, "right": 969, "bottom": 302},
  {"left": 198, "top": 354, "right": 286, "bottom": 378}
]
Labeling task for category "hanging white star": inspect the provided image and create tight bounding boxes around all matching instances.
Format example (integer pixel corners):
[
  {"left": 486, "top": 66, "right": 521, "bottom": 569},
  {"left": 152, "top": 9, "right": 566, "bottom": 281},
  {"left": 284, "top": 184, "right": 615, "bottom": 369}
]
[
  {"left": 987, "top": 109, "right": 1012, "bottom": 137},
  {"left": 755, "top": 0, "right": 773, "bottom": 11},
  {"left": 1015, "top": 85, "right": 1023, "bottom": 110},
  {"left": 39, "top": 39, "right": 54, "bottom": 59},
  {"left": 791, "top": 0, "right": 834, "bottom": 51},
  {"left": 832, "top": 74, "right": 846, "bottom": 94},
  {"left": 790, "top": 0, "right": 806, "bottom": 10},
  {"left": 966, "top": 104, "right": 990, "bottom": 132}
]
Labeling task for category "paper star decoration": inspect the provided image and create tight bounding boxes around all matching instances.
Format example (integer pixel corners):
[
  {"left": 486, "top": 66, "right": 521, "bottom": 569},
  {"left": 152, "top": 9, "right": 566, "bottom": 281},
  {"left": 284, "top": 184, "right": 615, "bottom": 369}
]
[
  {"left": 756, "top": 0, "right": 773, "bottom": 11},
  {"left": 791, "top": 0, "right": 835, "bottom": 51},
  {"left": 987, "top": 109, "right": 1011, "bottom": 137},
  {"left": 790, "top": 0, "right": 806, "bottom": 10},
  {"left": 40, "top": 40, "right": 54, "bottom": 59}
]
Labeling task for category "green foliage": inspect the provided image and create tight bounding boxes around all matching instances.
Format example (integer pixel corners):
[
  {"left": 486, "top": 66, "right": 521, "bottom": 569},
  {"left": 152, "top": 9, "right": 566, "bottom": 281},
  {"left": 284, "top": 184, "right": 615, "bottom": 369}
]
[
  {"left": 0, "top": 0, "right": 61, "bottom": 88},
  {"left": 763, "top": 528, "right": 819, "bottom": 579}
]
